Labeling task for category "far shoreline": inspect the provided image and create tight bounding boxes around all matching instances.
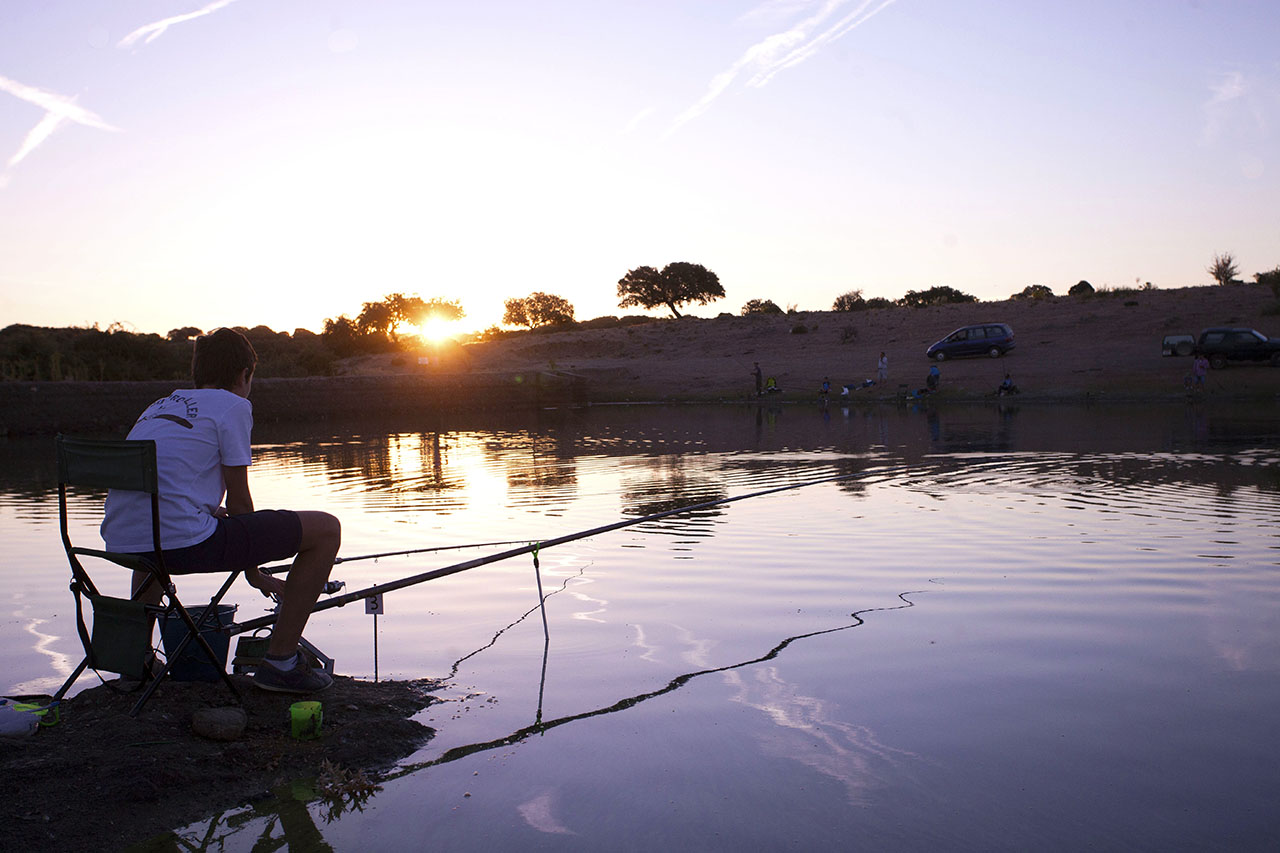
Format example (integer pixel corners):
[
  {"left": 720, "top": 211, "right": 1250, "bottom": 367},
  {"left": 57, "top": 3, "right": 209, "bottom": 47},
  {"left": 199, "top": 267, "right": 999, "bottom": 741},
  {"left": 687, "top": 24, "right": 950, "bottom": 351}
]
[
  {"left": 2, "top": 371, "right": 1277, "bottom": 437},
  {"left": 5, "top": 282, "right": 1280, "bottom": 435}
]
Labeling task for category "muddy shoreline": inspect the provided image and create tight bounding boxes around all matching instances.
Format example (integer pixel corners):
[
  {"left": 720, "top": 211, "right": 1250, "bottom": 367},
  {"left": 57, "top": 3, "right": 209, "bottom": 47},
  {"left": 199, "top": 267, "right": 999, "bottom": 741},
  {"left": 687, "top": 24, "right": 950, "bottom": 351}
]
[
  {"left": 1, "top": 675, "right": 439, "bottom": 850},
  {"left": 0, "top": 371, "right": 600, "bottom": 436},
  {"left": 4, "top": 366, "right": 1277, "bottom": 440}
]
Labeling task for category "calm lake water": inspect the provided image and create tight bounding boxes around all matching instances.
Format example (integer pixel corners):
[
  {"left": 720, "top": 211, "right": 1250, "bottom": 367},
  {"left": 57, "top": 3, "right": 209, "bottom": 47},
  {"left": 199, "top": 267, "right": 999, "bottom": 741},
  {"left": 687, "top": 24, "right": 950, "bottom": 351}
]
[{"left": 3, "top": 401, "right": 1279, "bottom": 850}]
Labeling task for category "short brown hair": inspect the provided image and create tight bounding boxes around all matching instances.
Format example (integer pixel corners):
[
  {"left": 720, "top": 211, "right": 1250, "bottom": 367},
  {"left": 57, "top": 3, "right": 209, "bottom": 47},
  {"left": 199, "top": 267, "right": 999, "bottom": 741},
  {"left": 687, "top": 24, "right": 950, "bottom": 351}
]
[{"left": 192, "top": 328, "right": 257, "bottom": 390}]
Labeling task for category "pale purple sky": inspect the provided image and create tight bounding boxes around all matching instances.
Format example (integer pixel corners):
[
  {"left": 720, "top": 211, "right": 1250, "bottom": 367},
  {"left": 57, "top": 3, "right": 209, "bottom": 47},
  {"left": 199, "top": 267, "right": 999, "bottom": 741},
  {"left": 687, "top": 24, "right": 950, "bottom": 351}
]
[{"left": 2, "top": 1, "right": 1277, "bottom": 335}]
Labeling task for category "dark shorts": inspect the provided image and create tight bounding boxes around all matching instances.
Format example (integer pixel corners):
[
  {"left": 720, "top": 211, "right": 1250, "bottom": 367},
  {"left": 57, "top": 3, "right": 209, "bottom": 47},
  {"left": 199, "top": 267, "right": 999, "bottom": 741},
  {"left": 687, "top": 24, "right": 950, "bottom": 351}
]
[{"left": 137, "top": 510, "right": 303, "bottom": 574}]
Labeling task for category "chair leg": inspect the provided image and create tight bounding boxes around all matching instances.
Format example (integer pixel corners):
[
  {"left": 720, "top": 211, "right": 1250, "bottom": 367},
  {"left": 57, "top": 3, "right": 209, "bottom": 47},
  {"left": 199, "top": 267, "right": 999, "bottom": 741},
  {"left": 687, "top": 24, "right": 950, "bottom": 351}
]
[
  {"left": 129, "top": 589, "right": 244, "bottom": 717},
  {"left": 129, "top": 624, "right": 243, "bottom": 716},
  {"left": 51, "top": 656, "right": 92, "bottom": 704},
  {"left": 128, "top": 661, "right": 169, "bottom": 717}
]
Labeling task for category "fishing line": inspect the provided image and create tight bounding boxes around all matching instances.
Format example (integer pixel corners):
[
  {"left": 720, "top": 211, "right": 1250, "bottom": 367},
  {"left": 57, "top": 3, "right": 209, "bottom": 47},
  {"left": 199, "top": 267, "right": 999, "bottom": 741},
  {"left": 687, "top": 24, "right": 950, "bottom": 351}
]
[
  {"left": 444, "top": 565, "right": 586, "bottom": 681},
  {"left": 231, "top": 460, "right": 914, "bottom": 634},
  {"left": 381, "top": 590, "right": 929, "bottom": 781}
]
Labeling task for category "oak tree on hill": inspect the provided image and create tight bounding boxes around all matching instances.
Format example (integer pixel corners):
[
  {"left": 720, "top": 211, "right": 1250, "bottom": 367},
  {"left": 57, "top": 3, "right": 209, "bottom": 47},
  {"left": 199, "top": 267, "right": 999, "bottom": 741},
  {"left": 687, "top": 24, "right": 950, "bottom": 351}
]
[
  {"left": 832, "top": 290, "right": 866, "bottom": 311},
  {"left": 503, "top": 292, "right": 576, "bottom": 329},
  {"left": 617, "top": 262, "right": 724, "bottom": 318},
  {"left": 897, "top": 286, "right": 977, "bottom": 308},
  {"left": 323, "top": 293, "right": 464, "bottom": 355},
  {"left": 741, "top": 298, "right": 783, "bottom": 315},
  {"left": 355, "top": 300, "right": 395, "bottom": 340},
  {"left": 356, "top": 293, "right": 463, "bottom": 342},
  {"left": 1012, "top": 284, "right": 1054, "bottom": 300}
]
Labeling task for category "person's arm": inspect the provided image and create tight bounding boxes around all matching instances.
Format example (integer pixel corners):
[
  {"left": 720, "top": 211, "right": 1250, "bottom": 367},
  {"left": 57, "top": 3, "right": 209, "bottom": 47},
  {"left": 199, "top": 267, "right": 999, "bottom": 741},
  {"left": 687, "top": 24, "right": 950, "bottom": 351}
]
[
  {"left": 223, "top": 465, "right": 284, "bottom": 596},
  {"left": 223, "top": 465, "right": 253, "bottom": 515}
]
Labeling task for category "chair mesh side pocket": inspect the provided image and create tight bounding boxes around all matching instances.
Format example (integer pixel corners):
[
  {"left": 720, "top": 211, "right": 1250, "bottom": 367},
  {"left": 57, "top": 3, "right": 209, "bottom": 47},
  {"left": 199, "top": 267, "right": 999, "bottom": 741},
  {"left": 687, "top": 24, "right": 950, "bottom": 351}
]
[{"left": 88, "top": 594, "right": 152, "bottom": 680}]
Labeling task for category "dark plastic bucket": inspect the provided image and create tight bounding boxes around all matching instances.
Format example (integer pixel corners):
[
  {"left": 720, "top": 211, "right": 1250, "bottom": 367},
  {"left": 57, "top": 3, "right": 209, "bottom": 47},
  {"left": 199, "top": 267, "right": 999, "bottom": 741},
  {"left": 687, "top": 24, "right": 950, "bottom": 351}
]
[{"left": 160, "top": 604, "right": 236, "bottom": 682}]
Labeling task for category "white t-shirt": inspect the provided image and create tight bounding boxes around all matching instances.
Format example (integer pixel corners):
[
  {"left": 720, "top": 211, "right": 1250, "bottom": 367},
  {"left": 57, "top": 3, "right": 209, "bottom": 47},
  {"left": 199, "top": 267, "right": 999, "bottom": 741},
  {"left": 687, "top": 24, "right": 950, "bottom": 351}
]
[{"left": 101, "top": 388, "right": 253, "bottom": 552}]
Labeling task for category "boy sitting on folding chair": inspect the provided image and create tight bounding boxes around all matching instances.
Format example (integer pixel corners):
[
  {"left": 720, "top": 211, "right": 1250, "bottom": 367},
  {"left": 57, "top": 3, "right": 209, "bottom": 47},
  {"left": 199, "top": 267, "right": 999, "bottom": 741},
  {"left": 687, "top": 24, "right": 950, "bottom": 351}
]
[{"left": 100, "top": 328, "right": 341, "bottom": 693}]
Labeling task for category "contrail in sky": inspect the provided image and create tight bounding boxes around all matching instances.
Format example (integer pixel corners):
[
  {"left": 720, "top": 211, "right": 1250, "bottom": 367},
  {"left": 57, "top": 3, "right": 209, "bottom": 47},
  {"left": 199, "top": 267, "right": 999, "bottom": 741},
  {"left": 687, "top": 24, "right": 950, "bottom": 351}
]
[
  {"left": 1201, "top": 70, "right": 1267, "bottom": 145},
  {"left": 119, "top": 0, "right": 242, "bottom": 48},
  {"left": 749, "top": 0, "right": 901, "bottom": 87},
  {"left": 0, "top": 75, "right": 120, "bottom": 168},
  {"left": 668, "top": 0, "right": 900, "bottom": 135}
]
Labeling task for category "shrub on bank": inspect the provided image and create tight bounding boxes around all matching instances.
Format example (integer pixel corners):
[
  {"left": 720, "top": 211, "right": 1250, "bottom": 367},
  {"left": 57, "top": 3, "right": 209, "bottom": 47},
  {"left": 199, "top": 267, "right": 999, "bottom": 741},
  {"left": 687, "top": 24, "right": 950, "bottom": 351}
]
[
  {"left": 0, "top": 324, "right": 187, "bottom": 382},
  {"left": 0, "top": 323, "right": 337, "bottom": 382},
  {"left": 742, "top": 299, "right": 784, "bottom": 315}
]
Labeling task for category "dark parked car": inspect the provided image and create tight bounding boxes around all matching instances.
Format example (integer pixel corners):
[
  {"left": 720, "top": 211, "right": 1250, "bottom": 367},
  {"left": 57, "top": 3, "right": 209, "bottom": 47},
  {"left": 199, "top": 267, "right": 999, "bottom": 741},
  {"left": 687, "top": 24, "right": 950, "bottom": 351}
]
[
  {"left": 1195, "top": 327, "right": 1280, "bottom": 369},
  {"left": 926, "top": 323, "right": 1015, "bottom": 361}
]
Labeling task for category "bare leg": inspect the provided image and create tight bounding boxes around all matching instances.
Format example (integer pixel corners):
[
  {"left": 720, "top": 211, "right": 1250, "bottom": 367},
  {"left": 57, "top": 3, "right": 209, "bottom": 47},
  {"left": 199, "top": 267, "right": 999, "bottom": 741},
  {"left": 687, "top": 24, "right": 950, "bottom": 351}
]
[
  {"left": 131, "top": 570, "right": 163, "bottom": 606},
  {"left": 267, "top": 511, "right": 341, "bottom": 658},
  {"left": 130, "top": 570, "right": 164, "bottom": 667}
]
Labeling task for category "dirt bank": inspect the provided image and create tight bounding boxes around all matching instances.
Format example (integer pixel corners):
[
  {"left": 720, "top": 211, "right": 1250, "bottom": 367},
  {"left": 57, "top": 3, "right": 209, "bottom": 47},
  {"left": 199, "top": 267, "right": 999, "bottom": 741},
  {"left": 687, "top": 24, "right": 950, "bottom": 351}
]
[
  {"left": 0, "top": 371, "right": 588, "bottom": 436},
  {"left": 1, "top": 675, "right": 438, "bottom": 850},
  {"left": 457, "top": 282, "right": 1280, "bottom": 402},
  {"left": 4, "top": 283, "right": 1279, "bottom": 437}
]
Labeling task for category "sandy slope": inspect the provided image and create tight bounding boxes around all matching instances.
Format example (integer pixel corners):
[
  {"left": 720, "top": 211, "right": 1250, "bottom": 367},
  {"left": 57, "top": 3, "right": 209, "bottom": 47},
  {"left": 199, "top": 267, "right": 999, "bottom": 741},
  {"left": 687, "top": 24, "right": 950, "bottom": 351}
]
[{"left": 415, "top": 283, "right": 1279, "bottom": 402}]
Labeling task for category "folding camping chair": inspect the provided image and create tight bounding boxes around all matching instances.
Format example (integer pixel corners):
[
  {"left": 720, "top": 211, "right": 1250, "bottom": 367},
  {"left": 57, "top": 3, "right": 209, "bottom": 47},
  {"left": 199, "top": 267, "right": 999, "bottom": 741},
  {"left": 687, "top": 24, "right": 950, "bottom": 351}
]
[{"left": 51, "top": 435, "right": 243, "bottom": 716}]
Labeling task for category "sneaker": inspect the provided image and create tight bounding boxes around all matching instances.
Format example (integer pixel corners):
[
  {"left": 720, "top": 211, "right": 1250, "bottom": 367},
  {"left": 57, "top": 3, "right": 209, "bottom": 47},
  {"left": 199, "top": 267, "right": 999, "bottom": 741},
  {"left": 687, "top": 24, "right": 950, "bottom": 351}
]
[{"left": 251, "top": 656, "right": 333, "bottom": 693}]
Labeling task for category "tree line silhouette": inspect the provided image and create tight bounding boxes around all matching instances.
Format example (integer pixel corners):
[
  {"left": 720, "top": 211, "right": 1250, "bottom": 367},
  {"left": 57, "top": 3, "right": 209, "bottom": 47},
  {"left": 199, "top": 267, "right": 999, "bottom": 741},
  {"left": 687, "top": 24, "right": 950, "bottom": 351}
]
[{"left": 7, "top": 254, "right": 1276, "bottom": 382}]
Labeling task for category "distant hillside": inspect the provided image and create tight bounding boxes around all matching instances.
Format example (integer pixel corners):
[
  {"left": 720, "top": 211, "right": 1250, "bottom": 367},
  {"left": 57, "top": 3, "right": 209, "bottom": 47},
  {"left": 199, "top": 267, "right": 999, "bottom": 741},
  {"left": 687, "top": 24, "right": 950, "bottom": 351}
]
[{"left": 353, "top": 282, "right": 1280, "bottom": 401}]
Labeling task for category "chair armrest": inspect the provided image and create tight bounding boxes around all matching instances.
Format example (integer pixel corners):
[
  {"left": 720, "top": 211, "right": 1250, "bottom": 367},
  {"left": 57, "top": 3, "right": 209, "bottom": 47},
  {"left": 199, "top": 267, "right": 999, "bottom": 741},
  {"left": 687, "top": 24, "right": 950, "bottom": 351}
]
[{"left": 69, "top": 547, "right": 155, "bottom": 574}]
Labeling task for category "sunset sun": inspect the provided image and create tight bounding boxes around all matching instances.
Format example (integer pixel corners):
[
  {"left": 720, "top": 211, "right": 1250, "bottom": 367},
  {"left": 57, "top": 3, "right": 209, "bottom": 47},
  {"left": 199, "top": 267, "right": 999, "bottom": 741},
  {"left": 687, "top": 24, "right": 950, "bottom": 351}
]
[{"left": 411, "top": 316, "right": 463, "bottom": 343}]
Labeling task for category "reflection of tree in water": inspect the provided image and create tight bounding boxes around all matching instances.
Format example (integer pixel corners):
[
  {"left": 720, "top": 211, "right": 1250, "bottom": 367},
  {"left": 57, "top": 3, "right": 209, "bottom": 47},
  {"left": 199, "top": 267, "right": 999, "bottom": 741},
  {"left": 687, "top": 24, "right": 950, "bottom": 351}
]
[
  {"left": 478, "top": 430, "right": 580, "bottom": 512},
  {"left": 0, "top": 437, "right": 59, "bottom": 505},
  {"left": 889, "top": 451, "right": 1280, "bottom": 505},
  {"left": 507, "top": 461, "right": 578, "bottom": 492},
  {"left": 383, "top": 432, "right": 458, "bottom": 493},
  {"left": 620, "top": 459, "right": 727, "bottom": 537},
  {"left": 832, "top": 459, "right": 869, "bottom": 498},
  {"left": 499, "top": 435, "right": 578, "bottom": 490},
  {"left": 259, "top": 432, "right": 465, "bottom": 503},
  {"left": 1074, "top": 453, "right": 1280, "bottom": 498}
]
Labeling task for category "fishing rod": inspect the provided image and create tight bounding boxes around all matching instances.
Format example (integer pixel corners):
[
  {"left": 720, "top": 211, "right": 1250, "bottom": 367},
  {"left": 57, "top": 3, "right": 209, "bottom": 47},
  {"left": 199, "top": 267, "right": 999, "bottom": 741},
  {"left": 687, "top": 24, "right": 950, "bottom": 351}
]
[
  {"left": 333, "top": 540, "right": 532, "bottom": 565},
  {"left": 231, "top": 461, "right": 911, "bottom": 634}
]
